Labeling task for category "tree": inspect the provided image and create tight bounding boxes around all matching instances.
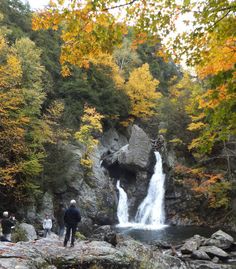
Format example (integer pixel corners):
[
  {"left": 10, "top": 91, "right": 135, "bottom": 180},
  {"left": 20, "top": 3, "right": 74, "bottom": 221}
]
[
  {"left": 0, "top": 34, "right": 26, "bottom": 186},
  {"left": 0, "top": 0, "right": 31, "bottom": 43},
  {"left": 57, "top": 55, "right": 130, "bottom": 128},
  {"left": 113, "top": 37, "right": 142, "bottom": 79},
  {"left": 157, "top": 72, "right": 197, "bottom": 162},
  {"left": 174, "top": 164, "right": 232, "bottom": 209},
  {"left": 13, "top": 37, "right": 45, "bottom": 90},
  {"left": 74, "top": 105, "right": 104, "bottom": 171},
  {"left": 32, "top": 1, "right": 127, "bottom": 73},
  {"left": 187, "top": 19, "right": 236, "bottom": 158},
  {"left": 124, "top": 63, "right": 161, "bottom": 123},
  {"left": 136, "top": 43, "right": 181, "bottom": 95},
  {"left": 32, "top": 0, "right": 236, "bottom": 71},
  {"left": 0, "top": 33, "right": 53, "bottom": 203},
  {"left": 43, "top": 100, "right": 71, "bottom": 145}
]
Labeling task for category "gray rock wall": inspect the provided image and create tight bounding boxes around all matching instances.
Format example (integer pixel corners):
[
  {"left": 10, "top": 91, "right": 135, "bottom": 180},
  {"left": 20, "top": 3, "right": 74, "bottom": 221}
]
[{"left": 29, "top": 124, "right": 155, "bottom": 227}]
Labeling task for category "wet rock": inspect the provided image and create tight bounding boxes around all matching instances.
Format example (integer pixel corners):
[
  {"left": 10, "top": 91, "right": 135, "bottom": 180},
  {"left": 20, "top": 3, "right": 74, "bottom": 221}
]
[
  {"left": 90, "top": 225, "right": 114, "bottom": 241},
  {"left": 210, "top": 230, "right": 234, "bottom": 249},
  {"left": 211, "top": 230, "right": 234, "bottom": 243},
  {"left": 93, "top": 212, "right": 113, "bottom": 225},
  {"left": 104, "top": 230, "right": 117, "bottom": 246},
  {"left": 181, "top": 237, "right": 201, "bottom": 254},
  {"left": 185, "top": 260, "right": 232, "bottom": 269},
  {"left": 89, "top": 224, "right": 117, "bottom": 246},
  {"left": 199, "top": 245, "right": 229, "bottom": 258},
  {"left": 203, "top": 238, "right": 232, "bottom": 250},
  {"left": 191, "top": 250, "right": 211, "bottom": 260}
]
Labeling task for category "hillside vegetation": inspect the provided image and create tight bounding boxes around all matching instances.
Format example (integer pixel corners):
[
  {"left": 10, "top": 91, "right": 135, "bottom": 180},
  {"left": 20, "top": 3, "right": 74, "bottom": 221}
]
[{"left": 0, "top": 0, "right": 235, "bottom": 214}]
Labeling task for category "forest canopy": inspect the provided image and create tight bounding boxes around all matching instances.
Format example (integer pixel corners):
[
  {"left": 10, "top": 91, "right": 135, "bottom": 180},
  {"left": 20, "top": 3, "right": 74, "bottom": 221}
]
[{"left": 0, "top": 0, "right": 235, "bottom": 211}]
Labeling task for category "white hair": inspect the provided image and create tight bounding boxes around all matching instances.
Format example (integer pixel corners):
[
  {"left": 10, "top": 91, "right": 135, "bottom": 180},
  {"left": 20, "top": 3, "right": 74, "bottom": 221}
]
[
  {"left": 70, "top": 199, "right": 76, "bottom": 205},
  {"left": 3, "top": 211, "right": 8, "bottom": 217}
]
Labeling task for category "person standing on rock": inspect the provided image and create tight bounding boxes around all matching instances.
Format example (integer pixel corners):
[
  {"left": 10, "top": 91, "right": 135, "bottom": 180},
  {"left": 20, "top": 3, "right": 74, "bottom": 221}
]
[
  {"left": 1, "top": 211, "right": 15, "bottom": 241},
  {"left": 64, "top": 199, "right": 81, "bottom": 247},
  {"left": 43, "top": 214, "right": 52, "bottom": 238},
  {"left": 55, "top": 202, "right": 66, "bottom": 239}
]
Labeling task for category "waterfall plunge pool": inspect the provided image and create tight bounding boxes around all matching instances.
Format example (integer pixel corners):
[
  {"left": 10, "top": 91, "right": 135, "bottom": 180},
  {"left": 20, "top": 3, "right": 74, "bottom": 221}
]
[
  {"left": 115, "top": 225, "right": 236, "bottom": 245},
  {"left": 116, "top": 151, "right": 236, "bottom": 245}
]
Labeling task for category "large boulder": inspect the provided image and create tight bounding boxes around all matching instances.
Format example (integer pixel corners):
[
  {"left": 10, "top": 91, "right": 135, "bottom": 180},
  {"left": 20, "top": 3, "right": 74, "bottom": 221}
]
[
  {"left": 102, "top": 125, "right": 153, "bottom": 172},
  {"left": 18, "top": 223, "right": 37, "bottom": 241},
  {"left": 181, "top": 236, "right": 201, "bottom": 254},
  {"left": 99, "top": 124, "right": 155, "bottom": 220},
  {"left": 117, "top": 125, "right": 152, "bottom": 172},
  {"left": 209, "top": 230, "right": 234, "bottom": 249}
]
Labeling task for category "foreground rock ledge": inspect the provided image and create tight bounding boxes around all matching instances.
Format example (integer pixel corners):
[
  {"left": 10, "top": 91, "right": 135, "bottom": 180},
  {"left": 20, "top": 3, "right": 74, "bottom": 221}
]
[
  {"left": 0, "top": 232, "right": 235, "bottom": 269},
  {"left": 0, "top": 236, "right": 186, "bottom": 269}
]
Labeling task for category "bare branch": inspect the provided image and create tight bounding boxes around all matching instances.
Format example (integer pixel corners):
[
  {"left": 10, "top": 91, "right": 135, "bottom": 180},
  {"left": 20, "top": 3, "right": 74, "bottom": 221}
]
[
  {"left": 211, "top": 5, "right": 236, "bottom": 13},
  {"left": 210, "top": 10, "right": 231, "bottom": 29},
  {"left": 103, "top": 0, "right": 138, "bottom": 11}
]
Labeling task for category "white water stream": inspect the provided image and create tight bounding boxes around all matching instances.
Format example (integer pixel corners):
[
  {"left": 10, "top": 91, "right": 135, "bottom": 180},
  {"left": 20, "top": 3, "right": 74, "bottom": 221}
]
[
  {"left": 116, "top": 180, "right": 129, "bottom": 224},
  {"left": 116, "top": 151, "right": 166, "bottom": 229}
]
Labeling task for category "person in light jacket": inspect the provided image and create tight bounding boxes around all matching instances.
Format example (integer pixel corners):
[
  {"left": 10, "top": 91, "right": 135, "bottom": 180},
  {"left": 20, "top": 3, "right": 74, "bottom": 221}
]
[{"left": 43, "top": 214, "right": 52, "bottom": 238}]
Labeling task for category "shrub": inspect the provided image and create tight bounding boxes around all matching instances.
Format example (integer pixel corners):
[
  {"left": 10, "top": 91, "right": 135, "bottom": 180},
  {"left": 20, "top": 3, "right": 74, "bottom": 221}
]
[
  {"left": 11, "top": 225, "right": 28, "bottom": 242},
  {"left": 75, "top": 231, "right": 86, "bottom": 240}
]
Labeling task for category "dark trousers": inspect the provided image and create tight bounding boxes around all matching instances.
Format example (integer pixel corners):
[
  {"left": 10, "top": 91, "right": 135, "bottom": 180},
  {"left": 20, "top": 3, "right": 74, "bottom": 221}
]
[{"left": 64, "top": 224, "right": 77, "bottom": 246}]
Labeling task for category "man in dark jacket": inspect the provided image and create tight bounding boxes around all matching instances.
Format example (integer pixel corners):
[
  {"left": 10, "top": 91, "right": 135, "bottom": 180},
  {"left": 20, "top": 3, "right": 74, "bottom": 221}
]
[
  {"left": 64, "top": 199, "right": 81, "bottom": 247},
  {"left": 1, "top": 211, "right": 15, "bottom": 241}
]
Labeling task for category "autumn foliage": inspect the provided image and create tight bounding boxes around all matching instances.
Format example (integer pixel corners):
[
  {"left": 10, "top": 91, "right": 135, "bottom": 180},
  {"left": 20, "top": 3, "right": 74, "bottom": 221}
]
[
  {"left": 124, "top": 63, "right": 161, "bottom": 123},
  {"left": 174, "top": 164, "right": 231, "bottom": 209},
  {"left": 74, "top": 105, "right": 104, "bottom": 170},
  {"left": 0, "top": 36, "right": 27, "bottom": 186},
  {"left": 0, "top": 32, "right": 66, "bottom": 200},
  {"left": 0, "top": 0, "right": 234, "bottom": 213},
  {"left": 186, "top": 19, "right": 236, "bottom": 154},
  {"left": 32, "top": 2, "right": 127, "bottom": 73}
]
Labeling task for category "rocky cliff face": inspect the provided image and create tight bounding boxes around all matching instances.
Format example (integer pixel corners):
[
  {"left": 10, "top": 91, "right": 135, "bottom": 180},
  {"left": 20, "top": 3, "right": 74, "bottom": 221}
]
[
  {"left": 23, "top": 124, "right": 235, "bottom": 231},
  {"left": 23, "top": 124, "right": 155, "bottom": 227}
]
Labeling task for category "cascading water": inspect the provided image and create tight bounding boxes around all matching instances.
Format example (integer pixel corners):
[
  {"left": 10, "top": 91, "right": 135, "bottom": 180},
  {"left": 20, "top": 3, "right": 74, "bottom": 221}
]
[
  {"left": 135, "top": 152, "right": 165, "bottom": 226},
  {"left": 116, "top": 151, "right": 166, "bottom": 229},
  {"left": 116, "top": 180, "right": 129, "bottom": 224}
]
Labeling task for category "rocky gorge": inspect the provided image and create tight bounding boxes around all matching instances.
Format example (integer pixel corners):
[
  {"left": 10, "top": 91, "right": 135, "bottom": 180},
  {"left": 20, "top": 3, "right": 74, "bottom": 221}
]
[
  {"left": 20, "top": 124, "right": 235, "bottom": 232},
  {"left": 4, "top": 123, "right": 235, "bottom": 269}
]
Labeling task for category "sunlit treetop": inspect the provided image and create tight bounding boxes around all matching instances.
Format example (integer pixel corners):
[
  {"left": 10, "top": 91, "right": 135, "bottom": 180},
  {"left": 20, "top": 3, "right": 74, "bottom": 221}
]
[{"left": 32, "top": 0, "right": 236, "bottom": 72}]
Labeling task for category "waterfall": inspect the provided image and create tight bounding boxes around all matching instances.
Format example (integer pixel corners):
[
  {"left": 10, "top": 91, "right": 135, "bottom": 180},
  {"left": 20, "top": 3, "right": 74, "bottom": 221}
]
[
  {"left": 116, "top": 151, "right": 166, "bottom": 229},
  {"left": 116, "top": 180, "right": 129, "bottom": 224},
  {"left": 135, "top": 152, "right": 165, "bottom": 225}
]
